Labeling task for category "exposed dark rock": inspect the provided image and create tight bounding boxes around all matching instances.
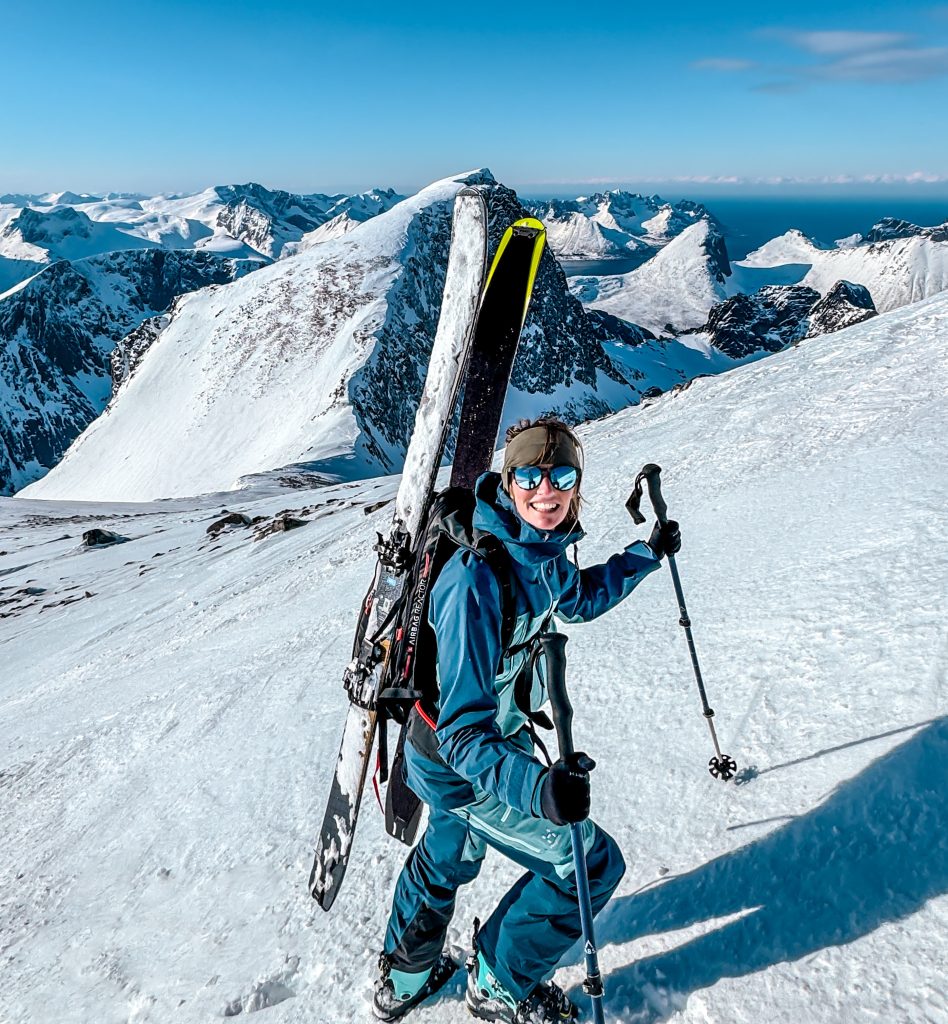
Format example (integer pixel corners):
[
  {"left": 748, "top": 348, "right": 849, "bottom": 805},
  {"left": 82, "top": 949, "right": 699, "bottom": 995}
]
[
  {"left": 111, "top": 308, "right": 173, "bottom": 394},
  {"left": 862, "top": 217, "right": 948, "bottom": 244},
  {"left": 804, "top": 281, "right": 877, "bottom": 339},
  {"left": 253, "top": 514, "right": 308, "bottom": 540},
  {"left": 700, "top": 286, "right": 820, "bottom": 358},
  {"left": 82, "top": 529, "right": 126, "bottom": 547},
  {"left": 206, "top": 512, "right": 252, "bottom": 535},
  {"left": 698, "top": 279, "right": 879, "bottom": 359},
  {"left": 585, "top": 308, "right": 656, "bottom": 346},
  {"left": 364, "top": 498, "right": 394, "bottom": 515},
  {"left": 704, "top": 225, "right": 733, "bottom": 284},
  {"left": 348, "top": 174, "right": 635, "bottom": 470}
]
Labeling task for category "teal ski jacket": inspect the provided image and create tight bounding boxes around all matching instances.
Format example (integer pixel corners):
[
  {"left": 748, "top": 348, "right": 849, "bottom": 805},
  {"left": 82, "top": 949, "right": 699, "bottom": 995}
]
[{"left": 404, "top": 471, "right": 661, "bottom": 818}]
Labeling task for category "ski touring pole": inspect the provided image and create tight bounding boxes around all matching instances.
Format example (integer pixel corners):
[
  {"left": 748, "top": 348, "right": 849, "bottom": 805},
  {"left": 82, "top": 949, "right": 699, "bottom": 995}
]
[
  {"left": 626, "top": 464, "right": 738, "bottom": 782},
  {"left": 537, "top": 632, "right": 606, "bottom": 1024}
]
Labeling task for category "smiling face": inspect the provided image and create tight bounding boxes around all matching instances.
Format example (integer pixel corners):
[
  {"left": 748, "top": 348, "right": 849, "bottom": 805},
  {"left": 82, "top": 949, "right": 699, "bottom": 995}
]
[{"left": 509, "top": 464, "right": 577, "bottom": 532}]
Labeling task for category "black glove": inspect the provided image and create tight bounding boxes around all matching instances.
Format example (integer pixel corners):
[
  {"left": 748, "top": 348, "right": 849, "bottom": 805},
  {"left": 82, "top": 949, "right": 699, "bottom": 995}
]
[
  {"left": 647, "top": 519, "right": 681, "bottom": 559},
  {"left": 540, "top": 752, "right": 596, "bottom": 825}
]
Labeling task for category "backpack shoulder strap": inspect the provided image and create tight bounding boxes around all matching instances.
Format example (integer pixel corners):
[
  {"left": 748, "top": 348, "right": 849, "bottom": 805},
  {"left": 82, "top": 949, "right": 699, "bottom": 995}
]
[{"left": 471, "top": 530, "right": 517, "bottom": 652}]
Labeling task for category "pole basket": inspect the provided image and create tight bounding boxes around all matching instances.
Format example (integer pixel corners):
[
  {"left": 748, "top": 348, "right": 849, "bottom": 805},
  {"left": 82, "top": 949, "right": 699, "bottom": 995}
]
[{"left": 709, "top": 754, "right": 738, "bottom": 781}]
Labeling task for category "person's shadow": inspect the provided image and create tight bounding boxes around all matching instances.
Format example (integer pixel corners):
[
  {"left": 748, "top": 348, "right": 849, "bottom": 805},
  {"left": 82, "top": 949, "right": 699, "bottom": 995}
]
[{"left": 586, "top": 716, "right": 948, "bottom": 1021}]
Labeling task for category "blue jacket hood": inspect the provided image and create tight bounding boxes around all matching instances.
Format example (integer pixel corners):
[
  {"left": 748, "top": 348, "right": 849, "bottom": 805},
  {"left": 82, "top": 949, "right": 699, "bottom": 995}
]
[{"left": 472, "top": 472, "right": 584, "bottom": 567}]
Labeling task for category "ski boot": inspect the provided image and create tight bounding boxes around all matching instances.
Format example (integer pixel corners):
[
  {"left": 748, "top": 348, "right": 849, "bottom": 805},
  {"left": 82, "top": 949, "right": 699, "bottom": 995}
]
[
  {"left": 465, "top": 948, "right": 579, "bottom": 1023},
  {"left": 373, "top": 952, "right": 458, "bottom": 1021}
]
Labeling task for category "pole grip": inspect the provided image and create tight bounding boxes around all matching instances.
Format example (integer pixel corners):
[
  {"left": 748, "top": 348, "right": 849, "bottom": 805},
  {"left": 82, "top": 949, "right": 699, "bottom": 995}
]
[
  {"left": 538, "top": 632, "right": 574, "bottom": 759},
  {"left": 626, "top": 463, "right": 668, "bottom": 525}
]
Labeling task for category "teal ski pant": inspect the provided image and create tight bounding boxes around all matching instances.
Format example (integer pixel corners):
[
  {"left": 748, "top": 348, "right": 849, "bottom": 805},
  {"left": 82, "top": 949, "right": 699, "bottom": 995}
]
[{"left": 383, "top": 790, "right": 625, "bottom": 1001}]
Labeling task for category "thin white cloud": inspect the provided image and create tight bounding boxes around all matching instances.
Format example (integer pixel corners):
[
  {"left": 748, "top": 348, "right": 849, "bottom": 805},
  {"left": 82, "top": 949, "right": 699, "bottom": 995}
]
[
  {"left": 520, "top": 173, "right": 948, "bottom": 187},
  {"left": 669, "top": 175, "right": 744, "bottom": 184},
  {"left": 786, "top": 30, "right": 910, "bottom": 54},
  {"left": 748, "top": 27, "right": 948, "bottom": 85},
  {"left": 691, "top": 57, "right": 756, "bottom": 72},
  {"left": 658, "top": 173, "right": 948, "bottom": 185},
  {"left": 814, "top": 46, "right": 948, "bottom": 82}
]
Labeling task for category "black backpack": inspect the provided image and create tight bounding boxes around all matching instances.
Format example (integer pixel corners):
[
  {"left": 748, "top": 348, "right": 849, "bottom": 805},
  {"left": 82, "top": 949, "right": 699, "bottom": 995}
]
[
  {"left": 376, "top": 486, "right": 552, "bottom": 844},
  {"left": 375, "top": 485, "right": 517, "bottom": 740},
  {"left": 373, "top": 486, "right": 511, "bottom": 844}
]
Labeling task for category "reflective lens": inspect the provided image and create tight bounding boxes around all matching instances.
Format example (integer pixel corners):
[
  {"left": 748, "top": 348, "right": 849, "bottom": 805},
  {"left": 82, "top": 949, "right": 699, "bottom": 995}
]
[{"left": 511, "top": 465, "right": 579, "bottom": 491}]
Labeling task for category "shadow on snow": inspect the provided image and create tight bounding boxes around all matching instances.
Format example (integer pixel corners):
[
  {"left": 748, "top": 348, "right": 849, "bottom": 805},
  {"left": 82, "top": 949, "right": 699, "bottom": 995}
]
[{"left": 590, "top": 716, "right": 948, "bottom": 1021}]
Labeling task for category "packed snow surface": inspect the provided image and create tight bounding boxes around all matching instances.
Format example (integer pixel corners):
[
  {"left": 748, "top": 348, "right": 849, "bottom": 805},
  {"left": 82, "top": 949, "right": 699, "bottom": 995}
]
[{"left": 2, "top": 292, "right": 947, "bottom": 1023}]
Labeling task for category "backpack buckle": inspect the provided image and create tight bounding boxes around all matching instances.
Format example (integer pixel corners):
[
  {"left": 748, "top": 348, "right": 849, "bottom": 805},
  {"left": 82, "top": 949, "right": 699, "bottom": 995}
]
[{"left": 374, "top": 528, "right": 412, "bottom": 573}]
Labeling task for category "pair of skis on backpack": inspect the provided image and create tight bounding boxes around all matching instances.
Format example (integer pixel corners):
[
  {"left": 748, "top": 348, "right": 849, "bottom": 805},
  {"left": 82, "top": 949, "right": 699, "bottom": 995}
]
[{"left": 309, "top": 186, "right": 547, "bottom": 911}]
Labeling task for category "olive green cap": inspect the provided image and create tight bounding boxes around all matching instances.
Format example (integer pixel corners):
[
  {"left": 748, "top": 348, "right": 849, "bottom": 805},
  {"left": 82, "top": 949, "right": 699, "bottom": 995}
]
[{"left": 502, "top": 424, "right": 584, "bottom": 482}]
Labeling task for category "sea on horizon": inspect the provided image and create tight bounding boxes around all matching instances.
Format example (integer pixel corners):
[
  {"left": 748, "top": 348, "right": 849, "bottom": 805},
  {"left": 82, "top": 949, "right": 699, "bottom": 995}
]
[{"left": 523, "top": 193, "right": 948, "bottom": 272}]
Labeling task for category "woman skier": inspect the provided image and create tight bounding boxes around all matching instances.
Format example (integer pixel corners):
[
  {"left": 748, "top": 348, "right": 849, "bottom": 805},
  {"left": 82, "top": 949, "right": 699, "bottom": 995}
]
[{"left": 374, "top": 418, "right": 681, "bottom": 1023}]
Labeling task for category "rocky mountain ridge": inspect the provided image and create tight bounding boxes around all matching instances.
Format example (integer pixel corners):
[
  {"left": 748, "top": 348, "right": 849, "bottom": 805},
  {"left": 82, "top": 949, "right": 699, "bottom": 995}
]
[
  {"left": 0, "top": 250, "right": 252, "bottom": 493},
  {"left": 7, "top": 174, "right": 948, "bottom": 501},
  {"left": 692, "top": 280, "right": 877, "bottom": 360},
  {"left": 21, "top": 172, "right": 645, "bottom": 501},
  {"left": 861, "top": 217, "right": 948, "bottom": 244},
  {"left": 523, "top": 190, "right": 721, "bottom": 263},
  {"left": 0, "top": 183, "right": 405, "bottom": 281}
]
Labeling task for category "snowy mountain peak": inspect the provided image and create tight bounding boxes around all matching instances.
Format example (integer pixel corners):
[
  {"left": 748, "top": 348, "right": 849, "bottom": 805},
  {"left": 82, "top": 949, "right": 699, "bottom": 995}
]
[
  {"left": 9, "top": 205, "right": 93, "bottom": 242},
  {"left": 212, "top": 182, "right": 337, "bottom": 209},
  {"left": 571, "top": 219, "right": 732, "bottom": 336},
  {"left": 21, "top": 172, "right": 633, "bottom": 502},
  {"left": 524, "top": 191, "right": 719, "bottom": 261},
  {"left": 862, "top": 216, "right": 948, "bottom": 244},
  {"left": 202, "top": 182, "right": 412, "bottom": 259},
  {"left": 0, "top": 205, "right": 158, "bottom": 263},
  {"left": 740, "top": 229, "right": 830, "bottom": 268},
  {"left": 44, "top": 190, "right": 106, "bottom": 206}
]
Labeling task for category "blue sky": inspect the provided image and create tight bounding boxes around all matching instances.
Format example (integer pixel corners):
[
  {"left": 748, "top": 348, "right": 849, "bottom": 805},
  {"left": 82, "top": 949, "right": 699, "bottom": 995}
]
[{"left": 2, "top": 0, "right": 946, "bottom": 195}]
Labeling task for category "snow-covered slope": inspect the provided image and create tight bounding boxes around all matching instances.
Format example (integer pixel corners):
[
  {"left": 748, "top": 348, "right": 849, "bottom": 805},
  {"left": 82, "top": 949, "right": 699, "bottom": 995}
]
[
  {"left": 0, "top": 250, "right": 253, "bottom": 494},
  {"left": 2, "top": 290, "right": 946, "bottom": 1024},
  {"left": 281, "top": 212, "right": 359, "bottom": 254},
  {"left": 571, "top": 221, "right": 731, "bottom": 335},
  {"left": 22, "top": 172, "right": 638, "bottom": 503},
  {"left": 0, "top": 256, "right": 43, "bottom": 295},
  {"left": 738, "top": 228, "right": 831, "bottom": 269},
  {"left": 801, "top": 236, "right": 948, "bottom": 312},
  {"left": 738, "top": 228, "right": 948, "bottom": 313},
  {"left": 0, "top": 206, "right": 159, "bottom": 263}
]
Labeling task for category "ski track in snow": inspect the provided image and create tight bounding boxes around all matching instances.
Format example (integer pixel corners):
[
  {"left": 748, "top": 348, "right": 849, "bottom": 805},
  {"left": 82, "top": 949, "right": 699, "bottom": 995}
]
[{"left": 2, "top": 294, "right": 948, "bottom": 1023}]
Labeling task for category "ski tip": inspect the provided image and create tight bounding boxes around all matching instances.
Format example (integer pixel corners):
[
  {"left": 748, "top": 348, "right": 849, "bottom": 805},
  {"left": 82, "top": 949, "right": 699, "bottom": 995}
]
[{"left": 511, "top": 217, "right": 546, "bottom": 235}]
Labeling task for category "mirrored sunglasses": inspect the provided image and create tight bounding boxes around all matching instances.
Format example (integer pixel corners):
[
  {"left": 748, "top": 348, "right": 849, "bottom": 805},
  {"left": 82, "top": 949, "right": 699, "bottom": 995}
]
[{"left": 511, "top": 465, "right": 579, "bottom": 492}]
